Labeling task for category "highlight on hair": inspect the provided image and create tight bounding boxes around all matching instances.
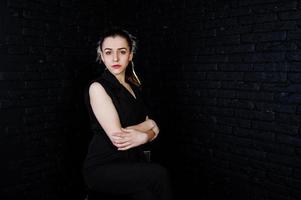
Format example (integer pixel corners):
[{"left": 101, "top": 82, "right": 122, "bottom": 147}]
[
  {"left": 96, "top": 28, "right": 141, "bottom": 87},
  {"left": 126, "top": 61, "right": 141, "bottom": 87}
]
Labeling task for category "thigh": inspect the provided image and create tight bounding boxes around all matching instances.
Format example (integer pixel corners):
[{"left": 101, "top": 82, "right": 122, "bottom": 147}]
[
  {"left": 130, "top": 189, "right": 157, "bottom": 200},
  {"left": 84, "top": 162, "right": 168, "bottom": 195}
]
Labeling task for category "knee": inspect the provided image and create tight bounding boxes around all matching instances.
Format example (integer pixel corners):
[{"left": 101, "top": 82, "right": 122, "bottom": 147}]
[
  {"left": 150, "top": 164, "right": 170, "bottom": 182},
  {"left": 148, "top": 164, "right": 173, "bottom": 199}
]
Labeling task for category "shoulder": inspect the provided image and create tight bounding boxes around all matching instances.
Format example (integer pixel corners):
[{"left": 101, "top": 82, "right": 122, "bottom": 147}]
[
  {"left": 89, "top": 82, "right": 107, "bottom": 97},
  {"left": 87, "top": 81, "right": 116, "bottom": 107},
  {"left": 86, "top": 72, "right": 120, "bottom": 100},
  {"left": 87, "top": 74, "right": 113, "bottom": 94}
]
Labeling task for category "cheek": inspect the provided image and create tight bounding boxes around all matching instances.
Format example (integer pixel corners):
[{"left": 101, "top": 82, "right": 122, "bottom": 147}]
[
  {"left": 124, "top": 54, "right": 132, "bottom": 61},
  {"left": 102, "top": 55, "right": 111, "bottom": 63}
]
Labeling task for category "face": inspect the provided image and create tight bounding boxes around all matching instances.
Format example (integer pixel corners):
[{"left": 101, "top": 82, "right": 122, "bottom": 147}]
[{"left": 100, "top": 36, "right": 133, "bottom": 77}]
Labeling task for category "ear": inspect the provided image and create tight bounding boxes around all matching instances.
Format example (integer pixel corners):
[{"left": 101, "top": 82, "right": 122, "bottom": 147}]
[
  {"left": 129, "top": 52, "right": 134, "bottom": 61},
  {"left": 97, "top": 47, "right": 104, "bottom": 62},
  {"left": 100, "top": 51, "right": 105, "bottom": 62}
]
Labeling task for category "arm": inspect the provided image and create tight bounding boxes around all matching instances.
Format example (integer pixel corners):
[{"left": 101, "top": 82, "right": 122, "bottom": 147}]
[
  {"left": 125, "top": 116, "right": 160, "bottom": 142},
  {"left": 146, "top": 116, "right": 160, "bottom": 141},
  {"left": 89, "top": 82, "right": 149, "bottom": 150}
]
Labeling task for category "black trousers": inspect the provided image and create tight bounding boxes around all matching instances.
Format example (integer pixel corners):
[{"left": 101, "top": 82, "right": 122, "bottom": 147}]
[{"left": 83, "top": 162, "right": 173, "bottom": 200}]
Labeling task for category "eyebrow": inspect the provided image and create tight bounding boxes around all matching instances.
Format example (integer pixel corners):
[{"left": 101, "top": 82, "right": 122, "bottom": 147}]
[{"left": 103, "top": 47, "right": 128, "bottom": 51}]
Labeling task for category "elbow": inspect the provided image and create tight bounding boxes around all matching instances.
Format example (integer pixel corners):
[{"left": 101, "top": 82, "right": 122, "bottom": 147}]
[
  {"left": 148, "top": 119, "right": 156, "bottom": 129},
  {"left": 151, "top": 120, "right": 159, "bottom": 134}
]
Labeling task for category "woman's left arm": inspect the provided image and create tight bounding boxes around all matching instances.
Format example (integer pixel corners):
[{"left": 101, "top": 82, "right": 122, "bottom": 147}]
[{"left": 124, "top": 116, "right": 160, "bottom": 142}]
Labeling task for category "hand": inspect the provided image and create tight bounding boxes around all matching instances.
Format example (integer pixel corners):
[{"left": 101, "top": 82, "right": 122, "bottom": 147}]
[
  {"left": 126, "top": 119, "right": 155, "bottom": 132},
  {"left": 111, "top": 128, "right": 148, "bottom": 151},
  {"left": 150, "top": 119, "right": 159, "bottom": 135}
]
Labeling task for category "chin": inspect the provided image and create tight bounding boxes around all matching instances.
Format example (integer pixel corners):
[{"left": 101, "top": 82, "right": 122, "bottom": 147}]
[{"left": 109, "top": 68, "right": 126, "bottom": 75}]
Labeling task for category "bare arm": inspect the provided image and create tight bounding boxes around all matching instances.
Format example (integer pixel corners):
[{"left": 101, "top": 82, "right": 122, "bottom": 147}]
[
  {"left": 146, "top": 116, "right": 160, "bottom": 141},
  {"left": 89, "top": 82, "right": 150, "bottom": 150},
  {"left": 89, "top": 82, "right": 123, "bottom": 142},
  {"left": 125, "top": 116, "right": 160, "bottom": 142}
]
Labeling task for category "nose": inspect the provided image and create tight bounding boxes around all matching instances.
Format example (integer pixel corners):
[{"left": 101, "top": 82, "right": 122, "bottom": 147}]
[{"left": 113, "top": 51, "right": 119, "bottom": 62}]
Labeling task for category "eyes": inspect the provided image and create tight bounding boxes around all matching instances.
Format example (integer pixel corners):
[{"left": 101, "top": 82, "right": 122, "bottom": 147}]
[
  {"left": 104, "top": 51, "right": 111, "bottom": 55},
  {"left": 104, "top": 49, "right": 128, "bottom": 56},
  {"left": 120, "top": 50, "right": 127, "bottom": 55}
]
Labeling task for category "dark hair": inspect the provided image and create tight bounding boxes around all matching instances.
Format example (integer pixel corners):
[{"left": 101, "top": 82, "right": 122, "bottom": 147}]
[{"left": 96, "top": 28, "right": 141, "bottom": 86}]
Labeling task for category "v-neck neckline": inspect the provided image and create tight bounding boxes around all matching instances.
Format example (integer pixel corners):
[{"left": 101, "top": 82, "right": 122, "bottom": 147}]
[
  {"left": 103, "top": 70, "right": 137, "bottom": 100},
  {"left": 121, "top": 83, "right": 137, "bottom": 100}
]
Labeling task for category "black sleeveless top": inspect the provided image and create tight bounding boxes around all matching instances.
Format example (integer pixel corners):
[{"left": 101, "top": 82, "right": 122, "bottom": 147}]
[{"left": 83, "top": 70, "right": 149, "bottom": 170}]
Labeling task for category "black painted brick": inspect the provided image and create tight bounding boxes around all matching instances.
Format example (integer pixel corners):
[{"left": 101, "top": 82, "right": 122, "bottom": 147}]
[{"left": 2, "top": 0, "right": 301, "bottom": 200}]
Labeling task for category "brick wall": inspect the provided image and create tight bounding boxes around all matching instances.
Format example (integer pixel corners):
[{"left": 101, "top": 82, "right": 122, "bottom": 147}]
[
  {"left": 1, "top": 0, "right": 301, "bottom": 200},
  {"left": 105, "top": 1, "right": 301, "bottom": 200},
  {"left": 175, "top": 0, "right": 301, "bottom": 200},
  {"left": 0, "top": 0, "right": 107, "bottom": 199}
]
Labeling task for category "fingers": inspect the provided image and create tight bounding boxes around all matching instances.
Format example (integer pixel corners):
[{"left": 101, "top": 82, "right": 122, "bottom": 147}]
[
  {"left": 121, "top": 128, "right": 134, "bottom": 132},
  {"left": 112, "top": 135, "right": 130, "bottom": 144},
  {"left": 113, "top": 138, "right": 132, "bottom": 150},
  {"left": 118, "top": 146, "right": 131, "bottom": 151},
  {"left": 111, "top": 131, "right": 131, "bottom": 149},
  {"left": 115, "top": 141, "right": 131, "bottom": 148},
  {"left": 110, "top": 129, "right": 140, "bottom": 151}
]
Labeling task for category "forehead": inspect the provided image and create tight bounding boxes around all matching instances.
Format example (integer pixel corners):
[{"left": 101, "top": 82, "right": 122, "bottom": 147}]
[{"left": 102, "top": 36, "right": 129, "bottom": 50}]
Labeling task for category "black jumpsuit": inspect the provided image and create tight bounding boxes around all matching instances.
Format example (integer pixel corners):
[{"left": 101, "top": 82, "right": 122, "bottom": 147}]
[{"left": 82, "top": 70, "right": 172, "bottom": 200}]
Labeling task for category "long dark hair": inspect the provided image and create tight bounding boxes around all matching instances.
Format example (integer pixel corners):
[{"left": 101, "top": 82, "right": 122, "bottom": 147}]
[{"left": 96, "top": 28, "right": 141, "bottom": 87}]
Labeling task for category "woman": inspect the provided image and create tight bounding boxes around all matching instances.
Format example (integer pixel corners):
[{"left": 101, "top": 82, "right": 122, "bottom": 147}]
[{"left": 83, "top": 28, "right": 172, "bottom": 200}]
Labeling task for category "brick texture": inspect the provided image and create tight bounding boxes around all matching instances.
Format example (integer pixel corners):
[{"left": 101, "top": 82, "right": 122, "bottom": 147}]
[
  {"left": 0, "top": 0, "right": 106, "bottom": 199},
  {"left": 1, "top": 0, "right": 301, "bottom": 200},
  {"left": 173, "top": 1, "right": 301, "bottom": 200}
]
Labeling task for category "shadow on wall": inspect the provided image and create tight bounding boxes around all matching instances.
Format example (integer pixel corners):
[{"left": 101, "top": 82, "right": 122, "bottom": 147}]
[{"left": 59, "top": 61, "right": 102, "bottom": 199}]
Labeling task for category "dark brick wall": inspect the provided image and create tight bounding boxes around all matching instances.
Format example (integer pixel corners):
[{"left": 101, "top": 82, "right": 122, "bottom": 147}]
[
  {"left": 1, "top": 0, "right": 301, "bottom": 200},
  {"left": 0, "top": 1, "right": 107, "bottom": 199},
  {"left": 176, "top": 0, "right": 301, "bottom": 200}
]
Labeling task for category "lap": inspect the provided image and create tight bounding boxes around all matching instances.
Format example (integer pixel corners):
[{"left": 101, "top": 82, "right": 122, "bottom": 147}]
[{"left": 84, "top": 162, "right": 168, "bottom": 195}]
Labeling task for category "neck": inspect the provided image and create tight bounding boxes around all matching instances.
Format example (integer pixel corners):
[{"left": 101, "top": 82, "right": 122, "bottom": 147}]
[{"left": 115, "top": 73, "right": 126, "bottom": 84}]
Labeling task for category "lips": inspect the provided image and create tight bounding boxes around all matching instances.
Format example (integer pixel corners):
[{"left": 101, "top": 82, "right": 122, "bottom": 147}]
[{"left": 112, "top": 64, "right": 121, "bottom": 69}]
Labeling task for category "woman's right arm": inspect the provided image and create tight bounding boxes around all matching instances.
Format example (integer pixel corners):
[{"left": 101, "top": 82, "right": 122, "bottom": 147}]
[
  {"left": 89, "top": 82, "right": 124, "bottom": 143},
  {"left": 89, "top": 82, "right": 151, "bottom": 149}
]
